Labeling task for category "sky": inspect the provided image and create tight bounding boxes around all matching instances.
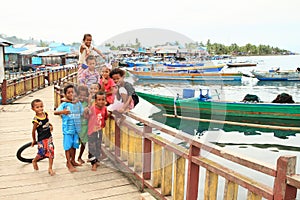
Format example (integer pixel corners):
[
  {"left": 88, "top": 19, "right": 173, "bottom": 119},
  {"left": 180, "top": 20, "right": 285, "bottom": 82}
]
[{"left": 1, "top": 0, "right": 300, "bottom": 52}]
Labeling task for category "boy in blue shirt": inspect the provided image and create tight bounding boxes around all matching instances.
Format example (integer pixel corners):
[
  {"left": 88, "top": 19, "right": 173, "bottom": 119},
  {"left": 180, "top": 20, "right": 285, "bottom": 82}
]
[{"left": 54, "top": 84, "right": 83, "bottom": 172}]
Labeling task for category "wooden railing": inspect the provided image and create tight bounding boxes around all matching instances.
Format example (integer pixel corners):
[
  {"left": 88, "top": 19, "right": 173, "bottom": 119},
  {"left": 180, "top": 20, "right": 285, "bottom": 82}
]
[
  {"left": 98, "top": 113, "right": 300, "bottom": 200},
  {"left": 53, "top": 71, "right": 300, "bottom": 200},
  {"left": 1, "top": 64, "right": 77, "bottom": 105},
  {"left": 53, "top": 72, "right": 78, "bottom": 109}
]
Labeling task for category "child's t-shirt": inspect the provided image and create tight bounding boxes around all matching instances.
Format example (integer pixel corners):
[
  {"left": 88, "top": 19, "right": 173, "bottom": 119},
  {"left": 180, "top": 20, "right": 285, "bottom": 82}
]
[
  {"left": 79, "top": 69, "right": 100, "bottom": 89},
  {"left": 32, "top": 111, "right": 52, "bottom": 141},
  {"left": 80, "top": 101, "right": 88, "bottom": 126},
  {"left": 99, "top": 78, "right": 116, "bottom": 104},
  {"left": 87, "top": 105, "right": 108, "bottom": 135},
  {"left": 56, "top": 102, "right": 83, "bottom": 135}
]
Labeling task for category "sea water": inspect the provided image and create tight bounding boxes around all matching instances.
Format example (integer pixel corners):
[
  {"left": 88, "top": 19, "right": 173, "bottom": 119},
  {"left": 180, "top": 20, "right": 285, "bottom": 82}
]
[{"left": 130, "top": 55, "right": 300, "bottom": 198}]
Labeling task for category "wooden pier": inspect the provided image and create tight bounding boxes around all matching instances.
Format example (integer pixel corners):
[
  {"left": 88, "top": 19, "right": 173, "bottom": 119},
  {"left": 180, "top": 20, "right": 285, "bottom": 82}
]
[
  {"left": 1, "top": 68, "right": 300, "bottom": 200},
  {"left": 0, "top": 86, "right": 144, "bottom": 200}
]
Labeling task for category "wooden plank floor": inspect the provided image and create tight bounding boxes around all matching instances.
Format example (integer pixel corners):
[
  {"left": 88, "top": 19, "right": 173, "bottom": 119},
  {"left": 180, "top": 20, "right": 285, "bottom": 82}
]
[{"left": 0, "top": 86, "right": 142, "bottom": 200}]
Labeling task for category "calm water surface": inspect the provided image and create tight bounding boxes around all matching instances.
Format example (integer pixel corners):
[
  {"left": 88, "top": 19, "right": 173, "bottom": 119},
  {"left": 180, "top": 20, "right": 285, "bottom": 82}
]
[{"left": 130, "top": 55, "right": 300, "bottom": 177}]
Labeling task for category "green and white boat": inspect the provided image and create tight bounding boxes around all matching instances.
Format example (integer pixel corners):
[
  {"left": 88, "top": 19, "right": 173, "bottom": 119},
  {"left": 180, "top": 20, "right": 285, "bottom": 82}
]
[{"left": 136, "top": 89, "right": 300, "bottom": 127}]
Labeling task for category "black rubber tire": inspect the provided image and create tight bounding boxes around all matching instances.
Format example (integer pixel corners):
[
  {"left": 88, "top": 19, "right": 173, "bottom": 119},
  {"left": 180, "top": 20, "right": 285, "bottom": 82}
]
[{"left": 16, "top": 142, "right": 44, "bottom": 163}]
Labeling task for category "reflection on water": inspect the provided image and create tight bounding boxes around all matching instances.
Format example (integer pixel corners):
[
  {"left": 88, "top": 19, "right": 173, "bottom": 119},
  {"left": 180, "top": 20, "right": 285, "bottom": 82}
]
[
  {"left": 256, "top": 80, "right": 300, "bottom": 87},
  {"left": 151, "top": 112, "right": 299, "bottom": 139},
  {"left": 212, "top": 142, "right": 300, "bottom": 152}
]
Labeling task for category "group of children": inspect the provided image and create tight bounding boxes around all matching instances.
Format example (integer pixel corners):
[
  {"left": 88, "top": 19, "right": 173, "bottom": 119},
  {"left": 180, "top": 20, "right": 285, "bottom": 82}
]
[{"left": 30, "top": 33, "right": 137, "bottom": 175}]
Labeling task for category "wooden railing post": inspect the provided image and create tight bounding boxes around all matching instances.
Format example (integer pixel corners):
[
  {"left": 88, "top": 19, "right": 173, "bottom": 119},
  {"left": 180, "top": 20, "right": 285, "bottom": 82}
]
[
  {"left": 13, "top": 79, "right": 17, "bottom": 97},
  {"left": 31, "top": 74, "right": 34, "bottom": 91},
  {"left": 1, "top": 79, "right": 7, "bottom": 105},
  {"left": 186, "top": 144, "right": 201, "bottom": 200},
  {"left": 273, "top": 155, "right": 297, "bottom": 200},
  {"left": 143, "top": 125, "right": 152, "bottom": 180},
  {"left": 24, "top": 75, "right": 26, "bottom": 92},
  {"left": 114, "top": 120, "right": 121, "bottom": 157}
]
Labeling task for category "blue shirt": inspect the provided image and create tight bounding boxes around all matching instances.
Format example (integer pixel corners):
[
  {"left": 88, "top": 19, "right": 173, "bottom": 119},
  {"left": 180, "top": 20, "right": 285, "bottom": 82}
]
[{"left": 57, "top": 102, "right": 83, "bottom": 135}]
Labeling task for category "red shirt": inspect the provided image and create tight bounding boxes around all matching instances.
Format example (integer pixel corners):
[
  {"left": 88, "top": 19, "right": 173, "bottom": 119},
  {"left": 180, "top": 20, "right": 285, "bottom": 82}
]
[
  {"left": 87, "top": 105, "right": 108, "bottom": 135},
  {"left": 99, "top": 78, "right": 116, "bottom": 104}
]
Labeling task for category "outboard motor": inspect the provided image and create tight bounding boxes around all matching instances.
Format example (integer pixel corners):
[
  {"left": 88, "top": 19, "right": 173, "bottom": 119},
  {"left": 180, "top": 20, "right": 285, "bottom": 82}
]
[{"left": 199, "top": 89, "right": 211, "bottom": 101}]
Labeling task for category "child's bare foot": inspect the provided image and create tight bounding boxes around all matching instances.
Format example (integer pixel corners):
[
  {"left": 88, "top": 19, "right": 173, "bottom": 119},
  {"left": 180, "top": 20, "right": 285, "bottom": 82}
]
[
  {"left": 66, "top": 163, "right": 77, "bottom": 172},
  {"left": 48, "top": 168, "right": 55, "bottom": 176},
  {"left": 71, "top": 161, "right": 82, "bottom": 166},
  {"left": 77, "top": 158, "right": 85, "bottom": 164},
  {"left": 32, "top": 160, "right": 39, "bottom": 170},
  {"left": 96, "top": 161, "right": 101, "bottom": 166},
  {"left": 91, "top": 164, "right": 97, "bottom": 171}
]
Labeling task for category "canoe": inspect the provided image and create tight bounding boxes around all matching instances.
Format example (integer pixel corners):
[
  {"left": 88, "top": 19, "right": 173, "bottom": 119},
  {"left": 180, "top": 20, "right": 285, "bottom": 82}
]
[
  {"left": 136, "top": 90, "right": 300, "bottom": 127},
  {"left": 251, "top": 70, "right": 300, "bottom": 81},
  {"left": 227, "top": 62, "right": 257, "bottom": 68},
  {"left": 127, "top": 65, "right": 242, "bottom": 82}
]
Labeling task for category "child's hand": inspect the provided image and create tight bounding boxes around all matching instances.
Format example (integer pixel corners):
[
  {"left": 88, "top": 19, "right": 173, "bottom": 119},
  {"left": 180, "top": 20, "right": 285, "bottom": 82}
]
[
  {"left": 118, "top": 108, "right": 125, "bottom": 113},
  {"left": 72, "top": 98, "right": 79, "bottom": 104},
  {"left": 50, "top": 124, "right": 53, "bottom": 132},
  {"left": 84, "top": 107, "right": 90, "bottom": 114},
  {"left": 31, "top": 140, "right": 37, "bottom": 147},
  {"left": 102, "top": 77, "right": 108, "bottom": 85},
  {"left": 62, "top": 108, "right": 70, "bottom": 115}
]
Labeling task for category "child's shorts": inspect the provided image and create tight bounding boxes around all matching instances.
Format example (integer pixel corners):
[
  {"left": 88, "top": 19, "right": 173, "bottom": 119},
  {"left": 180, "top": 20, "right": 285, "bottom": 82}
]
[
  {"left": 63, "top": 134, "right": 80, "bottom": 150},
  {"left": 37, "top": 136, "right": 54, "bottom": 159}
]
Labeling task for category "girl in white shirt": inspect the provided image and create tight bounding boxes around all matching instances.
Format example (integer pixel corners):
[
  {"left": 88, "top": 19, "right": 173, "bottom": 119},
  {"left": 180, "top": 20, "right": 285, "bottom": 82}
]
[{"left": 78, "top": 34, "right": 105, "bottom": 79}]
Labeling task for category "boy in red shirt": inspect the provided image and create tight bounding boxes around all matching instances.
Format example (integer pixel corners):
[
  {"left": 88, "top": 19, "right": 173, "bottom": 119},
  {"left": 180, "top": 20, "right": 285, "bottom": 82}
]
[{"left": 84, "top": 91, "right": 108, "bottom": 171}]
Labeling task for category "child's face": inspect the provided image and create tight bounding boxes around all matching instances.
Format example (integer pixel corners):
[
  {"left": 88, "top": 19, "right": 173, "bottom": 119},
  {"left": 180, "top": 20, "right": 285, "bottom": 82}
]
[
  {"left": 84, "top": 36, "right": 92, "bottom": 47},
  {"left": 78, "top": 90, "right": 88, "bottom": 102},
  {"left": 65, "top": 88, "right": 76, "bottom": 101},
  {"left": 101, "top": 67, "right": 110, "bottom": 79},
  {"left": 89, "top": 84, "right": 100, "bottom": 95},
  {"left": 32, "top": 102, "right": 44, "bottom": 115},
  {"left": 111, "top": 73, "right": 123, "bottom": 85},
  {"left": 95, "top": 94, "right": 106, "bottom": 108},
  {"left": 87, "top": 59, "right": 96, "bottom": 71}
]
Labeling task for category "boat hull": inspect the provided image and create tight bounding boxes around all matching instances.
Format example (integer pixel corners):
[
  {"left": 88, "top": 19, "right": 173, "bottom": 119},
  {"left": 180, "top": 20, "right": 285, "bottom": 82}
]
[
  {"left": 136, "top": 91, "right": 300, "bottom": 127},
  {"left": 227, "top": 63, "right": 257, "bottom": 68},
  {"left": 129, "top": 71, "right": 242, "bottom": 81},
  {"left": 252, "top": 71, "right": 300, "bottom": 81}
]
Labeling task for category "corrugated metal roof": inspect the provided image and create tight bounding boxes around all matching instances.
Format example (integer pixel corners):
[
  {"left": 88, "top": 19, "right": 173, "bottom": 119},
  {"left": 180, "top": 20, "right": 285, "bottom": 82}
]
[
  {"left": 37, "top": 50, "right": 68, "bottom": 57},
  {"left": 4, "top": 46, "right": 28, "bottom": 54},
  {"left": 0, "top": 37, "right": 13, "bottom": 46},
  {"left": 51, "top": 45, "right": 75, "bottom": 53},
  {"left": 19, "top": 47, "right": 49, "bottom": 55}
]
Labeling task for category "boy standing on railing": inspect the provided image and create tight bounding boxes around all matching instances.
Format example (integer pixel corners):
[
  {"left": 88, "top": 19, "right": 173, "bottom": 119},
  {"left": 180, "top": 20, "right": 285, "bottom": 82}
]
[
  {"left": 84, "top": 91, "right": 108, "bottom": 171},
  {"left": 54, "top": 84, "right": 83, "bottom": 172}
]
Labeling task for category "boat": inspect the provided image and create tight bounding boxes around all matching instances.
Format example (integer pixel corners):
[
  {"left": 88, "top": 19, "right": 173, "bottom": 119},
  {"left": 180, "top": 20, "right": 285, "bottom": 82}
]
[
  {"left": 251, "top": 69, "right": 300, "bottom": 81},
  {"left": 226, "top": 62, "right": 257, "bottom": 68},
  {"left": 127, "top": 64, "right": 242, "bottom": 82},
  {"left": 164, "top": 62, "right": 204, "bottom": 68},
  {"left": 136, "top": 89, "right": 300, "bottom": 127}
]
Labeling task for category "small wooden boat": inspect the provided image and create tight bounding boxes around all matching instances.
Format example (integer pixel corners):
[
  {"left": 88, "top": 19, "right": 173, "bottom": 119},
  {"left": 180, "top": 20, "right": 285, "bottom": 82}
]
[
  {"left": 227, "top": 62, "right": 257, "bottom": 68},
  {"left": 127, "top": 64, "right": 242, "bottom": 82},
  {"left": 136, "top": 89, "right": 300, "bottom": 127},
  {"left": 251, "top": 70, "right": 300, "bottom": 81}
]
